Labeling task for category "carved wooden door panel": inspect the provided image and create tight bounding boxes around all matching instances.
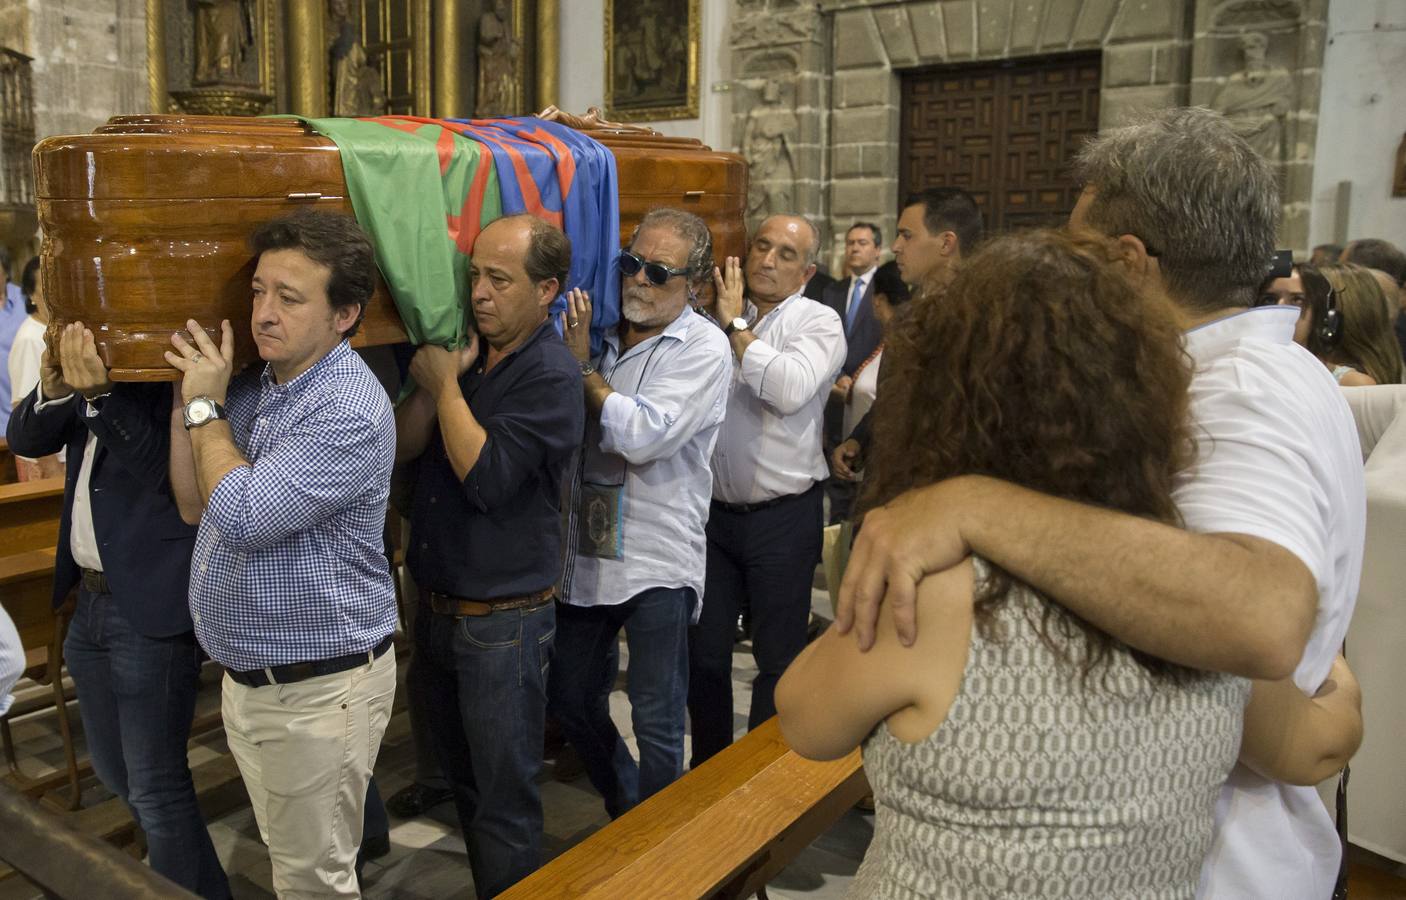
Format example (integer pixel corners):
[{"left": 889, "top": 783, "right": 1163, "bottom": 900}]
[{"left": 900, "top": 54, "right": 1101, "bottom": 233}]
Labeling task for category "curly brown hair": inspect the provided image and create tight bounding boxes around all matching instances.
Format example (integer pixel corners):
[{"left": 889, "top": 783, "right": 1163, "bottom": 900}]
[{"left": 860, "top": 229, "right": 1196, "bottom": 681}]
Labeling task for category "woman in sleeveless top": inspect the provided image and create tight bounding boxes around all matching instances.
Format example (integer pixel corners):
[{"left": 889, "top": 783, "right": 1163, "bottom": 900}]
[{"left": 776, "top": 231, "right": 1360, "bottom": 899}]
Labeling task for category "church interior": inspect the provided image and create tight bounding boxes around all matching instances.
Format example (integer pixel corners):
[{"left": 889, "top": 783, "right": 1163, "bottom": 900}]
[{"left": 0, "top": 0, "right": 1404, "bottom": 898}]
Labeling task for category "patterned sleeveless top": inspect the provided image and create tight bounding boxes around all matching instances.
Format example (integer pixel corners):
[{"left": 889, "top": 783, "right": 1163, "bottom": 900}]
[{"left": 850, "top": 563, "right": 1249, "bottom": 899}]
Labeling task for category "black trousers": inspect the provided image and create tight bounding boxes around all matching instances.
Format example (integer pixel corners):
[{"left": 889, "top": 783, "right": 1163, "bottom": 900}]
[{"left": 687, "top": 483, "right": 824, "bottom": 767}]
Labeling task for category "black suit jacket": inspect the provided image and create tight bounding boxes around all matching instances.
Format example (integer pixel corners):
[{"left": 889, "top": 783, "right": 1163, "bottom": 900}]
[
  {"left": 821, "top": 273, "right": 883, "bottom": 377},
  {"left": 6, "top": 382, "right": 197, "bottom": 637}
]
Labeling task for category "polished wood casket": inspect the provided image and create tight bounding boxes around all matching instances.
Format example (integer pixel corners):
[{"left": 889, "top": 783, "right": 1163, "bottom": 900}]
[{"left": 33, "top": 115, "right": 748, "bottom": 381}]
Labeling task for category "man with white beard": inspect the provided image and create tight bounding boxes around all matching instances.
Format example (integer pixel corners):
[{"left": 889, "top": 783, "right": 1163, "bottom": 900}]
[{"left": 550, "top": 208, "right": 732, "bottom": 817}]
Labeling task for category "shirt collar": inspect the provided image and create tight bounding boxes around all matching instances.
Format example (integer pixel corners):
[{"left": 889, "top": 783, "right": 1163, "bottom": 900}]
[
  {"left": 605, "top": 304, "right": 697, "bottom": 356},
  {"left": 260, "top": 339, "right": 352, "bottom": 395},
  {"left": 1182, "top": 305, "right": 1298, "bottom": 361},
  {"left": 853, "top": 266, "right": 875, "bottom": 285}
]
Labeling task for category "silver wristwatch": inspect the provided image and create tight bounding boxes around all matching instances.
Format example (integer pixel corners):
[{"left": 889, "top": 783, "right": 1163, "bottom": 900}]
[
  {"left": 183, "top": 396, "right": 226, "bottom": 430},
  {"left": 724, "top": 316, "right": 750, "bottom": 336},
  {"left": 579, "top": 360, "right": 597, "bottom": 377}
]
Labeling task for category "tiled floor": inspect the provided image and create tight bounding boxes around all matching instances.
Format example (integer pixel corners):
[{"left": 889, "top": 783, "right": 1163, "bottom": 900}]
[{"left": 1, "top": 587, "right": 868, "bottom": 900}]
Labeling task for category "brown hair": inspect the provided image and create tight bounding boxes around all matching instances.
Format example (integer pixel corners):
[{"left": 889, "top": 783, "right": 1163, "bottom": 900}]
[
  {"left": 251, "top": 211, "right": 376, "bottom": 337},
  {"left": 860, "top": 229, "right": 1196, "bottom": 681},
  {"left": 1318, "top": 263, "right": 1403, "bottom": 385}
]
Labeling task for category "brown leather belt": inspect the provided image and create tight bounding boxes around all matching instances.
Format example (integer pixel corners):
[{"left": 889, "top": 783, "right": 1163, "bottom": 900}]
[
  {"left": 427, "top": 587, "right": 556, "bottom": 618},
  {"left": 80, "top": 568, "right": 110, "bottom": 595}
]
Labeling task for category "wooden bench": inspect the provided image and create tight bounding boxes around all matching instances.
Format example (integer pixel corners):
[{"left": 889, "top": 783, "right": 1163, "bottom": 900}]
[
  {"left": 0, "top": 476, "right": 64, "bottom": 554},
  {"left": 502, "top": 718, "right": 867, "bottom": 899}
]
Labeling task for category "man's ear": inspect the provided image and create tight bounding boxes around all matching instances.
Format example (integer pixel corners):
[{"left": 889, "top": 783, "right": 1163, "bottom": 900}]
[
  {"left": 939, "top": 231, "right": 959, "bottom": 257},
  {"left": 334, "top": 303, "right": 362, "bottom": 336},
  {"left": 803, "top": 262, "right": 817, "bottom": 284},
  {"left": 537, "top": 277, "right": 561, "bottom": 310},
  {"left": 1113, "top": 233, "right": 1157, "bottom": 286}
]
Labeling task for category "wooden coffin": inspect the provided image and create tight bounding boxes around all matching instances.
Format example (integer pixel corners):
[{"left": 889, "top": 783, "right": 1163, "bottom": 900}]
[{"left": 33, "top": 115, "right": 748, "bottom": 381}]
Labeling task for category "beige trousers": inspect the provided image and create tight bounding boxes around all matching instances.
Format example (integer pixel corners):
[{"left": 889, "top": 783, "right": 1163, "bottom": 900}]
[{"left": 222, "top": 646, "right": 397, "bottom": 899}]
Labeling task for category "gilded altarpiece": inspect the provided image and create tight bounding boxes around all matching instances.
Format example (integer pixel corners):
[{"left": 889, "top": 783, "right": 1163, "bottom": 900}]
[{"left": 147, "top": 1, "right": 553, "bottom": 122}]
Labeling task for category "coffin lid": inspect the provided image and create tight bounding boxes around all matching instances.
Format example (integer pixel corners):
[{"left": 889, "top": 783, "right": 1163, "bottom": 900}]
[{"left": 34, "top": 114, "right": 738, "bottom": 202}]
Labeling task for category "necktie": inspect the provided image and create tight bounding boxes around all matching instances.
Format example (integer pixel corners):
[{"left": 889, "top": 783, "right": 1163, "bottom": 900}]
[{"left": 846, "top": 276, "right": 864, "bottom": 333}]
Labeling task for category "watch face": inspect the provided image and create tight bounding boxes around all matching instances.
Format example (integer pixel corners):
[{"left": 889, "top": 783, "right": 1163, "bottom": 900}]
[
  {"left": 185, "top": 399, "right": 213, "bottom": 426},
  {"left": 731, "top": 317, "right": 749, "bottom": 332}
]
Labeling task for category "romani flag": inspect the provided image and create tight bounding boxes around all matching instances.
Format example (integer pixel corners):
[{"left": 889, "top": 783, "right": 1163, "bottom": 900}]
[{"left": 295, "top": 115, "right": 620, "bottom": 356}]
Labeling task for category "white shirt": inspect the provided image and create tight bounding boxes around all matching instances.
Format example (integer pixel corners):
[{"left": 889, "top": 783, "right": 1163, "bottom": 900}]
[
  {"left": 35, "top": 385, "right": 103, "bottom": 572},
  {"left": 7, "top": 316, "right": 45, "bottom": 406},
  {"left": 0, "top": 605, "right": 22, "bottom": 717},
  {"left": 568, "top": 307, "right": 732, "bottom": 619},
  {"left": 711, "top": 291, "right": 846, "bottom": 504},
  {"left": 1179, "top": 307, "right": 1365, "bottom": 900}
]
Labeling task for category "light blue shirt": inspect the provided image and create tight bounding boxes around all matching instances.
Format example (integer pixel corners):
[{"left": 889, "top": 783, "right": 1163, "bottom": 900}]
[
  {"left": 0, "top": 281, "right": 28, "bottom": 432},
  {"left": 565, "top": 305, "right": 732, "bottom": 619}
]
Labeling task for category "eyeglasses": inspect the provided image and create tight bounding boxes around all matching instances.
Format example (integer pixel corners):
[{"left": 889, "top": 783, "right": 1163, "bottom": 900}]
[{"left": 618, "top": 249, "right": 693, "bottom": 286}]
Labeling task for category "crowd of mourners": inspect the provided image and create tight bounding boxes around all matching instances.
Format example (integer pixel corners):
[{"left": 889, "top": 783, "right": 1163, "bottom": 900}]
[{"left": 1, "top": 104, "right": 1399, "bottom": 899}]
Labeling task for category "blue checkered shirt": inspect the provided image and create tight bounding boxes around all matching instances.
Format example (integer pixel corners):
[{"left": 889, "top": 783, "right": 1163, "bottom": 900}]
[{"left": 189, "top": 341, "right": 397, "bottom": 670}]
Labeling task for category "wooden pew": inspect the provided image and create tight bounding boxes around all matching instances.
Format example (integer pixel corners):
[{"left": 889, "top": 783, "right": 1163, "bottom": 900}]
[
  {"left": 502, "top": 718, "right": 867, "bottom": 899},
  {"left": 0, "top": 476, "right": 64, "bottom": 554}
]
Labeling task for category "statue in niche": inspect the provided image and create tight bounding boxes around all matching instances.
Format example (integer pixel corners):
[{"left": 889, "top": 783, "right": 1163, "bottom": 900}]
[
  {"left": 743, "top": 80, "right": 798, "bottom": 220},
  {"left": 192, "top": 0, "right": 254, "bottom": 85},
  {"left": 1213, "top": 31, "right": 1294, "bottom": 162},
  {"left": 328, "top": 0, "right": 386, "bottom": 117},
  {"left": 477, "top": 0, "right": 519, "bottom": 116}
]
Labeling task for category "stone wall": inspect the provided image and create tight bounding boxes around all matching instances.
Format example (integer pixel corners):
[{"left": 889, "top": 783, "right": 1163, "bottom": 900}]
[
  {"left": 21, "top": 0, "right": 149, "bottom": 141},
  {"left": 730, "top": 0, "right": 1326, "bottom": 261}
]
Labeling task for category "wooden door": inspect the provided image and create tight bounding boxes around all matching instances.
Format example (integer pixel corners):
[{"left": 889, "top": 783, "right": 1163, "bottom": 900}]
[{"left": 899, "top": 54, "right": 1101, "bottom": 233}]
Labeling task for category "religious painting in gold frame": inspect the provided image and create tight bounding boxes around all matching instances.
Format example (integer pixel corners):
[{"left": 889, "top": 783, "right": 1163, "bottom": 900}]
[{"left": 604, "top": 0, "right": 700, "bottom": 122}]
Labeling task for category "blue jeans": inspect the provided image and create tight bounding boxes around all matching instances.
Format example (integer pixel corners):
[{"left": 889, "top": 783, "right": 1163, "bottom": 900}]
[
  {"left": 64, "top": 590, "right": 230, "bottom": 900},
  {"left": 414, "top": 599, "right": 555, "bottom": 899},
  {"left": 548, "top": 587, "right": 691, "bottom": 819}
]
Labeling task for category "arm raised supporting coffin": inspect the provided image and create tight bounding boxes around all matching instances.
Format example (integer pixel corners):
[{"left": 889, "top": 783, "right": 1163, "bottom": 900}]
[{"left": 34, "top": 115, "right": 747, "bottom": 381}]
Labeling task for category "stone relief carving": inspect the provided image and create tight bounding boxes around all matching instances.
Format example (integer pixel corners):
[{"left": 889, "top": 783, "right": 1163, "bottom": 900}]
[
  {"left": 328, "top": 0, "right": 386, "bottom": 117},
  {"left": 1211, "top": 0, "right": 1302, "bottom": 29},
  {"left": 477, "top": 0, "right": 519, "bottom": 116},
  {"left": 191, "top": 0, "right": 254, "bottom": 86},
  {"left": 731, "top": 15, "right": 812, "bottom": 49},
  {"left": 1212, "top": 31, "right": 1294, "bottom": 162},
  {"left": 742, "top": 80, "right": 798, "bottom": 220}
]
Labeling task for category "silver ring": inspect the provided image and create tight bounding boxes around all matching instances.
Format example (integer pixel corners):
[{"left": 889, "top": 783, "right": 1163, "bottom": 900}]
[
  {"left": 191, "top": 352, "right": 203, "bottom": 363},
  {"left": 569, "top": 321, "right": 579, "bottom": 328}
]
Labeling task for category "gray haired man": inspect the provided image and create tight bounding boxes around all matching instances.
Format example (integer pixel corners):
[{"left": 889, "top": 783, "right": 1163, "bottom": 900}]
[
  {"left": 837, "top": 107, "right": 1365, "bottom": 899},
  {"left": 550, "top": 208, "right": 733, "bottom": 817}
]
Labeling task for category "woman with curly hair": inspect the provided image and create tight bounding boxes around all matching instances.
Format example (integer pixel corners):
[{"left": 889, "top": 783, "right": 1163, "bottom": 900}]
[{"left": 776, "top": 229, "right": 1359, "bottom": 899}]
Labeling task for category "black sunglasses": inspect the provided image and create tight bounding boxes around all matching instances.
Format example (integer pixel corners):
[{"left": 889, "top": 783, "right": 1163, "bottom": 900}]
[{"left": 618, "top": 249, "right": 693, "bottom": 286}]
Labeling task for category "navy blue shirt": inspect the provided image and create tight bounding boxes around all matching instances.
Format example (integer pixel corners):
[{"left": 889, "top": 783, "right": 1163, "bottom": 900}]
[{"left": 407, "top": 318, "right": 584, "bottom": 599}]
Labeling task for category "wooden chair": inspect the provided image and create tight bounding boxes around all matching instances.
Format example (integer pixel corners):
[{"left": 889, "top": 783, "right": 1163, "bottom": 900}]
[
  {"left": 501, "top": 718, "right": 867, "bottom": 899},
  {"left": 0, "top": 548, "right": 81, "bottom": 810}
]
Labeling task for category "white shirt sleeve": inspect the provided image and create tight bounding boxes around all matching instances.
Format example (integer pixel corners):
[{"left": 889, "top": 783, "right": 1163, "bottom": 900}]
[
  {"left": 738, "top": 305, "right": 846, "bottom": 416},
  {"left": 598, "top": 333, "right": 732, "bottom": 465},
  {"left": 1173, "top": 361, "right": 1331, "bottom": 585},
  {"left": 0, "top": 605, "right": 24, "bottom": 717}
]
